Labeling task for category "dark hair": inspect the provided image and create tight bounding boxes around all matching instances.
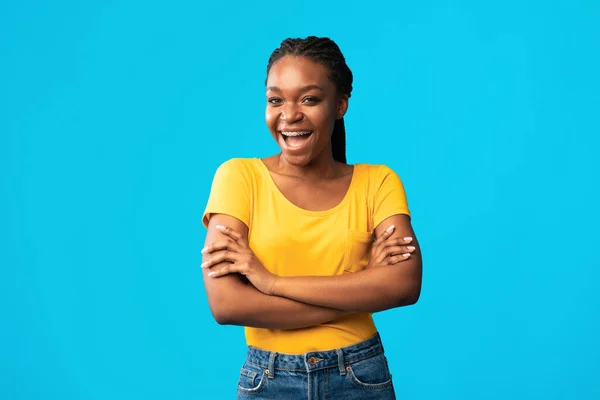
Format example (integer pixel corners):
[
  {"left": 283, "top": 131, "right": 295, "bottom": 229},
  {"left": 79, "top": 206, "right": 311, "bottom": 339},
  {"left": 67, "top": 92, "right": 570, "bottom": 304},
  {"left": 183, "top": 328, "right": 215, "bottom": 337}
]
[{"left": 266, "top": 36, "right": 353, "bottom": 164}]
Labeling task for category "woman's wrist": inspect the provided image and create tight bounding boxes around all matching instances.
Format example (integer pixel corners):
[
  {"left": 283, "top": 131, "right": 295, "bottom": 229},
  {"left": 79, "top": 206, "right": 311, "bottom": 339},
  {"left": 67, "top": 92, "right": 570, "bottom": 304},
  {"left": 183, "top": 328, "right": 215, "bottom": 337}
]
[{"left": 270, "top": 275, "right": 285, "bottom": 296}]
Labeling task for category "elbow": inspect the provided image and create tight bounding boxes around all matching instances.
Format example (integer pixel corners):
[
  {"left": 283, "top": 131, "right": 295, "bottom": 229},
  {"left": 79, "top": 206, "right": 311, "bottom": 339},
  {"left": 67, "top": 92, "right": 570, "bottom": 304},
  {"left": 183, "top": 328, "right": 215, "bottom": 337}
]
[
  {"left": 212, "top": 307, "right": 233, "bottom": 325},
  {"left": 400, "top": 269, "right": 422, "bottom": 306},
  {"left": 393, "top": 281, "right": 421, "bottom": 307},
  {"left": 205, "top": 278, "right": 254, "bottom": 326},
  {"left": 405, "top": 288, "right": 421, "bottom": 306},
  {"left": 209, "top": 298, "right": 237, "bottom": 325}
]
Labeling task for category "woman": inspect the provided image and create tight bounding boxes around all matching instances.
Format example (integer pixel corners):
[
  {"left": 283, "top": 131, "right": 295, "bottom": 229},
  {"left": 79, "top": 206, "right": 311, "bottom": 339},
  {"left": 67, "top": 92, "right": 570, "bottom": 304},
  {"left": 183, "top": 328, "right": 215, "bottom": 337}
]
[{"left": 201, "top": 36, "right": 422, "bottom": 399}]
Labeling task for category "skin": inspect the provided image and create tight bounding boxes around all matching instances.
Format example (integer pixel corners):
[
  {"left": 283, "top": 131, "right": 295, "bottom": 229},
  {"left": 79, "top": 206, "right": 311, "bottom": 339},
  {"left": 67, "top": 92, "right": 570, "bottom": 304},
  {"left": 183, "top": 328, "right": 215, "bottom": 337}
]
[
  {"left": 203, "top": 220, "right": 420, "bottom": 312},
  {"left": 201, "top": 55, "right": 422, "bottom": 325},
  {"left": 202, "top": 214, "right": 354, "bottom": 328},
  {"left": 265, "top": 55, "right": 349, "bottom": 181}
]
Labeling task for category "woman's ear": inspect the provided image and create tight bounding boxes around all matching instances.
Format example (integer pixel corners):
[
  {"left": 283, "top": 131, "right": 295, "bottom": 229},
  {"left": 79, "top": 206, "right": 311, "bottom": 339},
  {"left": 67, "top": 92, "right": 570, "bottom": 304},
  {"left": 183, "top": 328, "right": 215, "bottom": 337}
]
[{"left": 336, "top": 95, "right": 349, "bottom": 120}]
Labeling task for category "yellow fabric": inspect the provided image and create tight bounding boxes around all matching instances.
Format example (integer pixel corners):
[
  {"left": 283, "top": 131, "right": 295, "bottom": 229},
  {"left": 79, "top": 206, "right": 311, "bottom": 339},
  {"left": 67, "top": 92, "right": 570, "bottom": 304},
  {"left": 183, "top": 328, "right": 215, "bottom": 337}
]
[{"left": 203, "top": 158, "right": 410, "bottom": 354}]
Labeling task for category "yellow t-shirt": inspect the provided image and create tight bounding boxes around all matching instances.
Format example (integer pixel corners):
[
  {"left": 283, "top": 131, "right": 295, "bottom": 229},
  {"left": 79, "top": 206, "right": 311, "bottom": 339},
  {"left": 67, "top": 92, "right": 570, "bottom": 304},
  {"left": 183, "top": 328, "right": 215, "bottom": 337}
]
[{"left": 202, "top": 158, "right": 410, "bottom": 354}]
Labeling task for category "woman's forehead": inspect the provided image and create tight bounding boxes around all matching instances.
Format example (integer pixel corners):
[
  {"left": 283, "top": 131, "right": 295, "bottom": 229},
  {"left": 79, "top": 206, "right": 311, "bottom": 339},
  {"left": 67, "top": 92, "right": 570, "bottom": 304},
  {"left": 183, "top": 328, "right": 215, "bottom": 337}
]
[{"left": 266, "top": 56, "right": 333, "bottom": 90}]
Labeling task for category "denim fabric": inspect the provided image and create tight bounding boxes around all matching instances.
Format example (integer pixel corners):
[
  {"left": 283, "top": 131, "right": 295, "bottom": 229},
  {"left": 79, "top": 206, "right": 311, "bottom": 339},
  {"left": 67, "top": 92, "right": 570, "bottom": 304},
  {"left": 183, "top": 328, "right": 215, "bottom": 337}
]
[{"left": 236, "top": 332, "right": 396, "bottom": 399}]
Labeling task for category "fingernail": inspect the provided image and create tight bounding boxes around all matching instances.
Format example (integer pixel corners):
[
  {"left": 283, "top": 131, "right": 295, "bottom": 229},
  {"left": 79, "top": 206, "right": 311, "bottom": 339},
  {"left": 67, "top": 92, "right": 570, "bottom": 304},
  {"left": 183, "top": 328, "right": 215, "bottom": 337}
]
[
  {"left": 201, "top": 261, "right": 208, "bottom": 268},
  {"left": 386, "top": 225, "right": 395, "bottom": 232},
  {"left": 208, "top": 271, "right": 216, "bottom": 277},
  {"left": 403, "top": 237, "right": 413, "bottom": 242},
  {"left": 216, "top": 225, "right": 225, "bottom": 231},
  {"left": 407, "top": 246, "right": 415, "bottom": 251},
  {"left": 402, "top": 253, "right": 411, "bottom": 257},
  {"left": 201, "top": 247, "right": 207, "bottom": 254}
]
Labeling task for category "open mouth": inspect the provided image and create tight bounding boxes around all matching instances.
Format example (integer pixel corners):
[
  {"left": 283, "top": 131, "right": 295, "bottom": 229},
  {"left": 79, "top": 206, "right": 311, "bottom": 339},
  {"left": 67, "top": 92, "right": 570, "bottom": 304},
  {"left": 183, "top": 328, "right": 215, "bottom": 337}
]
[{"left": 280, "top": 131, "right": 313, "bottom": 147}]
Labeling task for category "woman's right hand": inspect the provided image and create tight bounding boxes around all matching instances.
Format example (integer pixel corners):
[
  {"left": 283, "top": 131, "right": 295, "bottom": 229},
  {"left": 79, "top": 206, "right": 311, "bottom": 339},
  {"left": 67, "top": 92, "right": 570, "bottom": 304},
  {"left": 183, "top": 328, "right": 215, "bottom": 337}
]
[{"left": 367, "top": 225, "right": 415, "bottom": 269}]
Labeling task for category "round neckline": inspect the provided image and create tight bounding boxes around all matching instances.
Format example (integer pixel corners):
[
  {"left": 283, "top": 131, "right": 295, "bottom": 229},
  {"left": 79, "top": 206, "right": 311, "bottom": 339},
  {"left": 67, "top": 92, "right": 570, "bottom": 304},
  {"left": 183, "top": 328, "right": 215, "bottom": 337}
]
[{"left": 255, "top": 158, "right": 359, "bottom": 217}]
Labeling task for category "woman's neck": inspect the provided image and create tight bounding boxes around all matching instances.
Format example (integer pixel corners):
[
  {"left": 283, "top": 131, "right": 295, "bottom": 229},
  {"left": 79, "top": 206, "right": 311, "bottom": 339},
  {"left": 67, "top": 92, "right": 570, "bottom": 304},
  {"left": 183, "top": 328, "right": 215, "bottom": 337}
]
[{"left": 275, "top": 153, "right": 346, "bottom": 182}]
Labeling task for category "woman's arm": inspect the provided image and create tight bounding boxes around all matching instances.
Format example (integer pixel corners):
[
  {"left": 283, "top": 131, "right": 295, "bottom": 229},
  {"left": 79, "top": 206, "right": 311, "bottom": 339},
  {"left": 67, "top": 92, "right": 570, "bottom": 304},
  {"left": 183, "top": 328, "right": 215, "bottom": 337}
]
[
  {"left": 202, "top": 214, "right": 351, "bottom": 328},
  {"left": 271, "top": 214, "right": 422, "bottom": 312}
]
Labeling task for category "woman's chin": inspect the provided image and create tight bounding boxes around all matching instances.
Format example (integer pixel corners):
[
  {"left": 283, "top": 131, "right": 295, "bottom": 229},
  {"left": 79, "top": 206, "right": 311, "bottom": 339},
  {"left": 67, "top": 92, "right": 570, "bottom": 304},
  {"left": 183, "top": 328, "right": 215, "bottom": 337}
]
[{"left": 279, "top": 151, "right": 313, "bottom": 166}]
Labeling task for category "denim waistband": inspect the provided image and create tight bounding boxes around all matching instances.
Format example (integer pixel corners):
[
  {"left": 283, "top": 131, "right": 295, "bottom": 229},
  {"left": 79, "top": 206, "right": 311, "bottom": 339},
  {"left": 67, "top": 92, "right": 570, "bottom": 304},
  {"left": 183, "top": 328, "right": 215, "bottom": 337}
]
[{"left": 244, "top": 332, "right": 384, "bottom": 375}]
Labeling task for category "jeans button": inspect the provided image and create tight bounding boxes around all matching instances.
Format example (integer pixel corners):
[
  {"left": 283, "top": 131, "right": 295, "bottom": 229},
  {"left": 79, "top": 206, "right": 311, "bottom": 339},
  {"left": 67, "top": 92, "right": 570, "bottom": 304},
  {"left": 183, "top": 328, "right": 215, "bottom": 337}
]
[{"left": 308, "top": 357, "right": 317, "bottom": 365}]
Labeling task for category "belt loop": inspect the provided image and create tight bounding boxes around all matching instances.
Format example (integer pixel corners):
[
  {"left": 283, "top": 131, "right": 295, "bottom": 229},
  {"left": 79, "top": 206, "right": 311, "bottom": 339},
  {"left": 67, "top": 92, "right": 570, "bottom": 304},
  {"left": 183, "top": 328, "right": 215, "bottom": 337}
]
[
  {"left": 267, "top": 352, "right": 277, "bottom": 379},
  {"left": 335, "top": 348, "right": 346, "bottom": 375}
]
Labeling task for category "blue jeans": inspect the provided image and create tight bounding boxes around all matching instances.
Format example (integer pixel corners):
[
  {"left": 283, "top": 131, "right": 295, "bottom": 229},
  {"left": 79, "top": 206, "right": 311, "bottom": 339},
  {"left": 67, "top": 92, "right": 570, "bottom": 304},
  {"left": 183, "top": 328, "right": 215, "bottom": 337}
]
[{"left": 236, "top": 332, "right": 396, "bottom": 399}]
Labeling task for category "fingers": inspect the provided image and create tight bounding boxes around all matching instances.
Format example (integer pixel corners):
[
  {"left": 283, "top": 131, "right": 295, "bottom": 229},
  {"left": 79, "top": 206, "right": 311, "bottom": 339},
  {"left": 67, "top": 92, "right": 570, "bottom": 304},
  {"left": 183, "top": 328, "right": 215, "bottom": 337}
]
[
  {"left": 372, "top": 226, "right": 412, "bottom": 255},
  {"left": 387, "top": 253, "right": 412, "bottom": 264},
  {"left": 201, "top": 250, "right": 240, "bottom": 270},
  {"left": 383, "top": 236, "right": 414, "bottom": 248},
  {"left": 207, "top": 263, "right": 241, "bottom": 278},
  {"left": 201, "top": 239, "right": 241, "bottom": 255},
  {"left": 215, "top": 225, "right": 245, "bottom": 244},
  {"left": 373, "top": 235, "right": 416, "bottom": 264},
  {"left": 383, "top": 245, "right": 416, "bottom": 257},
  {"left": 384, "top": 245, "right": 415, "bottom": 264},
  {"left": 374, "top": 225, "right": 395, "bottom": 245},
  {"left": 379, "top": 243, "right": 416, "bottom": 264}
]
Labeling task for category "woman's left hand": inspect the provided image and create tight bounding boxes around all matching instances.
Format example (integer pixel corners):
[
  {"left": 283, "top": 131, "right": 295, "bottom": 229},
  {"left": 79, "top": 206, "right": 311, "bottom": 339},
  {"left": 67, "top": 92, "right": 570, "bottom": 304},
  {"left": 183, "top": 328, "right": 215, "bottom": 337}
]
[{"left": 201, "top": 225, "right": 278, "bottom": 295}]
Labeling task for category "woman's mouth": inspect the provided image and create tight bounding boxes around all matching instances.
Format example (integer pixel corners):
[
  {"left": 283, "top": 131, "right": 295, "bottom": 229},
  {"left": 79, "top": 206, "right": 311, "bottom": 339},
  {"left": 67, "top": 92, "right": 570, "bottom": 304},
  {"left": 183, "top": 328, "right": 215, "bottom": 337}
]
[{"left": 279, "top": 131, "right": 314, "bottom": 148}]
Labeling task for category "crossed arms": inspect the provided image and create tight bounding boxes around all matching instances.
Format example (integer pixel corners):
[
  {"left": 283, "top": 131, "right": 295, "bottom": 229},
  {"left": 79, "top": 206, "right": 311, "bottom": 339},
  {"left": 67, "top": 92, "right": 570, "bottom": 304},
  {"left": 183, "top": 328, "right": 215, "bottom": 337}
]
[{"left": 201, "top": 213, "right": 422, "bottom": 329}]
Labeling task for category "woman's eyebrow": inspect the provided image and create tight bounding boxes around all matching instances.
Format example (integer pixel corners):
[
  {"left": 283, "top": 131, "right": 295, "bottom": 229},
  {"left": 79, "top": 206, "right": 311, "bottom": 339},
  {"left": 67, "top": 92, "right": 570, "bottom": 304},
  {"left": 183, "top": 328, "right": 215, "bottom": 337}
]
[
  {"left": 266, "top": 84, "right": 324, "bottom": 93},
  {"left": 299, "top": 84, "right": 324, "bottom": 92}
]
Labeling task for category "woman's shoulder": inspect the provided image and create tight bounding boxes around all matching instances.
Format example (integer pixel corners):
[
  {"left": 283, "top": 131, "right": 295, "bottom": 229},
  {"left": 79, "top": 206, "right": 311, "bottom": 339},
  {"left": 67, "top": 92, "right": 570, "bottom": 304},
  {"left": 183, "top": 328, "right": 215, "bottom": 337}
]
[
  {"left": 216, "top": 157, "right": 257, "bottom": 168},
  {"left": 354, "top": 162, "right": 400, "bottom": 180},
  {"left": 353, "top": 162, "right": 408, "bottom": 203},
  {"left": 211, "top": 158, "right": 263, "bottom": 185},
  {"left": 214, "top": 157, "right": 261, "bottom": 174}
]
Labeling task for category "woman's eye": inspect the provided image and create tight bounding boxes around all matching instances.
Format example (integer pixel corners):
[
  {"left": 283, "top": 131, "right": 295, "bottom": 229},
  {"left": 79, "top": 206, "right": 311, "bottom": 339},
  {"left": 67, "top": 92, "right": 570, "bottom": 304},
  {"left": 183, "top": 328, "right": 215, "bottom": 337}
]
[
  {"left": 268, "top": 98, "right": 282, "bottom": 105},
  {"left": 302, "top": 97, "right": 320, "bottom": 104}
]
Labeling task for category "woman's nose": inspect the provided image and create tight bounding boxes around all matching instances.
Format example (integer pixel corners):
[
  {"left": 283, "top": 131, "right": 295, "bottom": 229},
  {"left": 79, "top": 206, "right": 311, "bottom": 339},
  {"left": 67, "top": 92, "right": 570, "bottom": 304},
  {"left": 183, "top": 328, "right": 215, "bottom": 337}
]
[{"left": 281, "top": 104, "right": 303, "bottom": 123}]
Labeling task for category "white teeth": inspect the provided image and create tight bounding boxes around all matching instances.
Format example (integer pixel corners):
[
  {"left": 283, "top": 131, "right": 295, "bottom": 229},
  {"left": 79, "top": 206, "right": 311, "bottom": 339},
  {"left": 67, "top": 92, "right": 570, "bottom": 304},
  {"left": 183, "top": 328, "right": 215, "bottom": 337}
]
[{"left": 280, "top": 131, "right": 312, "bottom": 137}]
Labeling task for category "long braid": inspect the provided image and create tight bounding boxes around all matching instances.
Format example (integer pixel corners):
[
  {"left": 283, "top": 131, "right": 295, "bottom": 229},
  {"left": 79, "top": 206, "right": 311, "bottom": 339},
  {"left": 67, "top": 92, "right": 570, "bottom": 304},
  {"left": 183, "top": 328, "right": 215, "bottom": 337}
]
[{"left": 266, "top": 37, "right": 353, "bottom": 164}]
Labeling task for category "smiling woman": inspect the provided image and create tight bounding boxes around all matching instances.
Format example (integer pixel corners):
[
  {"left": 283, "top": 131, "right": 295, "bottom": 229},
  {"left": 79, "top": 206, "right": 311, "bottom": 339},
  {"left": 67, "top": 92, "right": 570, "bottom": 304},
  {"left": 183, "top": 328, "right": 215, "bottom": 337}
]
[
  {"left": 201, "top": 36, "right": 422, "bottom": 399},
  {"left": 265, "top": 56, "right": 345, "bottom": 167}
]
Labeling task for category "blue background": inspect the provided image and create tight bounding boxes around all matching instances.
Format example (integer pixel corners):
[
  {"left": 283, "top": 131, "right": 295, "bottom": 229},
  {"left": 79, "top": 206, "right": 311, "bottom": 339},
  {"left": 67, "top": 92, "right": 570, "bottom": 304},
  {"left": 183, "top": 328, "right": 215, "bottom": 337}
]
[{"left": 2, "top": 1, "right": 599, "bottom": 399}]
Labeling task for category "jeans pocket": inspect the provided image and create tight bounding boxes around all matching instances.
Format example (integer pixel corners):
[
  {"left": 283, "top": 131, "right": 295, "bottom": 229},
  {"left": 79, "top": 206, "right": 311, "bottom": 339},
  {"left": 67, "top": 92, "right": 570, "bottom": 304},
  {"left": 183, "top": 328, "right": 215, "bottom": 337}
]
[
  {"left": 237, "top": 362, "right": 267, "bottom": 394},
  {"left": 346, "top": 353, "right": 393, "bottom": 390}
]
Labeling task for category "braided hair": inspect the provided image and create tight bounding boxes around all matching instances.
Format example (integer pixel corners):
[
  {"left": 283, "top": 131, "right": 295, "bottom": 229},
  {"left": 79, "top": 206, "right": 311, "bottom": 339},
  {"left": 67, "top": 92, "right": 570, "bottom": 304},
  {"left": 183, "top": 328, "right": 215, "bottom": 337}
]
[{"left": 266, "top": 37, "right": 353, "bottom": 164}]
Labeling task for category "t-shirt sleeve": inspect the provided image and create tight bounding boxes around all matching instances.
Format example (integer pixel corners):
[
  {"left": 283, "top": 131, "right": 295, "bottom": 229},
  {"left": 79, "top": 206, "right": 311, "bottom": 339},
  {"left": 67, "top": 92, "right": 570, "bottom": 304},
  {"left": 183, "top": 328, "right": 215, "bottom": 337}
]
[
  {"left": 372, "top": 165, "right": 411, "bottom": 229},
  {"left": 202, "top": 158, "right": 252, "bottom": 229}
]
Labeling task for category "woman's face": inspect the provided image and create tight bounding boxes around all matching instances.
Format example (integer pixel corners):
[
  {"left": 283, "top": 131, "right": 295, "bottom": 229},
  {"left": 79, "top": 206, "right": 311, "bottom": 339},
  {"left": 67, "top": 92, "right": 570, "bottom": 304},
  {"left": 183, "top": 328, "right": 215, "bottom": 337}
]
[{"left": 265, "top": 55, "right": 347, "bottom": 166}]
